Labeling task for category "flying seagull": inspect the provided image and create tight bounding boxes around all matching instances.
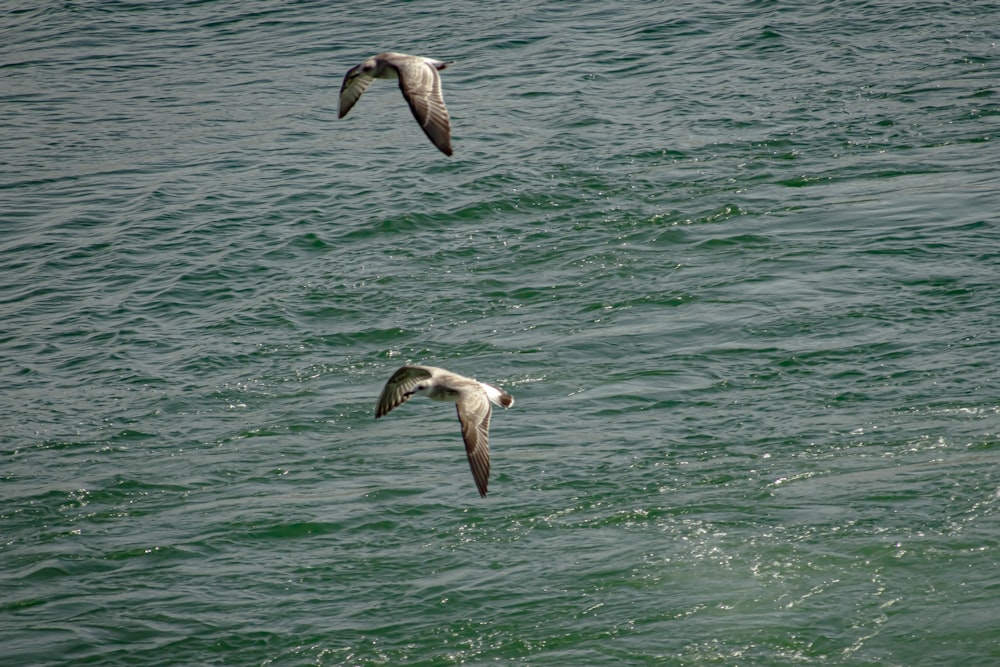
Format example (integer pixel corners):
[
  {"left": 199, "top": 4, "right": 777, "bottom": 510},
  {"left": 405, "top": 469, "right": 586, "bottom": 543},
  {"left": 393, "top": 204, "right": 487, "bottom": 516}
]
[
  {"left": 339, "top": 52, "right": 455, "bottom": 156},
  {"left": 375, "top": 365, "right": 514, "bottom": 497}
]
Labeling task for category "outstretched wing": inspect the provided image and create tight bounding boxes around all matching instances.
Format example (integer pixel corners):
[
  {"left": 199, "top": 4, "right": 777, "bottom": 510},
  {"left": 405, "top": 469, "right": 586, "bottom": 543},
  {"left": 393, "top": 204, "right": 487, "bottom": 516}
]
[
  {"left": 393, "top": 58, "right": 453, "bottom": 156},
  {"left": 339, "top": 69, "right": 375, "bottom": 118},
  {"left": 375, "top": 366, "right": 433, "bottom": 418},
  {"left": 455, "top": 391, "right": 493, "bottom": 497}
]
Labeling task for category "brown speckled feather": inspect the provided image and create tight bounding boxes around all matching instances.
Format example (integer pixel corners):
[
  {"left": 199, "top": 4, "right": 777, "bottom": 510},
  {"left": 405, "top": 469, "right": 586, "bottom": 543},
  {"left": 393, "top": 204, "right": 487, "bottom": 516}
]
[
  {"left": 375, "top": 365, "right": 514, "bottom": 497},
  {"left": 338, "top": 52, "right": 454, "bottom": 156}
]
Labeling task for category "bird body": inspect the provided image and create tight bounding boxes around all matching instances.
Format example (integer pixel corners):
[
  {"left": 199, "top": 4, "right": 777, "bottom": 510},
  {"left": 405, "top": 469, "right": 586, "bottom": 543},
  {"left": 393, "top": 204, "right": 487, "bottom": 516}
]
[
  {"left": 339, "top": 52, "right": 454, "bottom": 156},
  {"left": 375, "top": 365, "right": 514, "bottom": 497}
]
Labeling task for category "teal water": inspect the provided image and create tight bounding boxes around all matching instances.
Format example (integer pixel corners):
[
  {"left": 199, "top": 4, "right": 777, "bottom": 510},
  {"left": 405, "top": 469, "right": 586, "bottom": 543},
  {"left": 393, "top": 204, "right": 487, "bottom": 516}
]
[{"left": 2, "top": 1, "right": 999, "bottom": 664}]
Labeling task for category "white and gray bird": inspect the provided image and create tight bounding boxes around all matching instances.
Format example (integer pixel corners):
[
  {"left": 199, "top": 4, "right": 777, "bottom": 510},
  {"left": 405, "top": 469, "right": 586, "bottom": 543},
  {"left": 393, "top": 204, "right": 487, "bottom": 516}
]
[
  {"left": 375, "top": 365, "right": 514, "bottom": 497},
  {"left": 339, "top": 52, "right": 455, "bottom": 156}
]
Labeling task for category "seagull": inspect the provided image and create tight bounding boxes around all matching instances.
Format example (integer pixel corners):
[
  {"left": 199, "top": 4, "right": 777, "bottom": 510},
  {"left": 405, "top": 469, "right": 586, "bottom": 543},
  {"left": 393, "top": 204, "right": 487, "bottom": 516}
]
[
  {"left": 375, "top": 365, "right": 514, "bottom": 497},
  {"left": 339, "top": 52, "right": 455, "bottom": 156}
]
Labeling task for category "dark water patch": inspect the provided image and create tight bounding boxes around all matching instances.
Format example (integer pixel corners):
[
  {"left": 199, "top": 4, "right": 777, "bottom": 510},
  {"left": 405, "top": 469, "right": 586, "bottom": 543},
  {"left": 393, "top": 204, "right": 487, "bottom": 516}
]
[{"left": 240, "top": 521, "right": 343, "bottom": 541}]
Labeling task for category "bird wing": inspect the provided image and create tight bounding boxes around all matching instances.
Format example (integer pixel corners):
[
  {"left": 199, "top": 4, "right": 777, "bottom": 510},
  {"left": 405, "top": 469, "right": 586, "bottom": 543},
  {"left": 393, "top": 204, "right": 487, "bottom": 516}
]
[
  {"left": 339, "top": 69, "right": 375, "bottom": 118},
  {"left": 455, "top": 391, "right": 492, "bottom": 497},
  {"left": 393, "top": 57, "right": 453, "bottom": 156},
  {"left": 375, "top": 366, "right": 433, "bottom": 418}
]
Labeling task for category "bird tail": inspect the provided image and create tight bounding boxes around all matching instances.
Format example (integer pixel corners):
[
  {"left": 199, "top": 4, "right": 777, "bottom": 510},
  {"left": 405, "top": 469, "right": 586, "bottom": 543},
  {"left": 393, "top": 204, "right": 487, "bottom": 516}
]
[{"left": 481, "top": 382, "right": 514, "bottom": 408}]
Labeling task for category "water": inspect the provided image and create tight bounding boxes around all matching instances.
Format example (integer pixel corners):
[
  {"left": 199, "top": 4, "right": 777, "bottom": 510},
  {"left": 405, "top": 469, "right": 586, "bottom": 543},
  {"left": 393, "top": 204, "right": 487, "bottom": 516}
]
[{"left": 2, "top": 1, "right": 999, "bottom": 664}]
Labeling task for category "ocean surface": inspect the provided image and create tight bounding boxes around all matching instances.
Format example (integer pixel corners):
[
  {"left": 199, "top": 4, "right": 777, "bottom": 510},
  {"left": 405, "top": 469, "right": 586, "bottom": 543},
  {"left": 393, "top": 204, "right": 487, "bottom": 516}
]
[{"left": 2, "top": 1, "right": 999, "bottom": 664}]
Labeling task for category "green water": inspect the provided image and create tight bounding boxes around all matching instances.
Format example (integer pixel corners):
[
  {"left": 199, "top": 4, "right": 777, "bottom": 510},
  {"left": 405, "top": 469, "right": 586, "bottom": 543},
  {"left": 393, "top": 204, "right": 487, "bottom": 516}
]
[{"left": 2, "top": 1, "right": 999, "bottom": 664}]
